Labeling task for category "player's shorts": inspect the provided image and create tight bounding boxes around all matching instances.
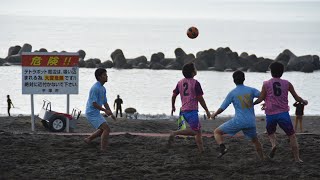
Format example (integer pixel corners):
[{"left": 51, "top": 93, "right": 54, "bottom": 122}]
[
  {"left": 181, "top": 110, "right": 201, "bottom": 131},
  {"left": 266, "top": 111, "right": 294, "bottom": 136},
  {"left": 218, "top": 119, "right": 257, "bottom": 139},
  {"left": 85, "top": 112, "right": 107, "bottom": 129}
]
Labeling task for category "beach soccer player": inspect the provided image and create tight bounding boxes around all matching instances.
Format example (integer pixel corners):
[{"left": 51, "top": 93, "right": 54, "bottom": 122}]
[
  {"left": 84, "top": 68, "right": 116, "bottom": 152},
  {"left": 253, "top": 62, "right": 308, "bottom": 163},
  {"left": 211, "top": 70, "right": 264, "bottom": 159},
  {"left": 293, "top": 101, "right": 307, "bottom": 133},
  {"left": 169, "top": 62, "right": 211, "bottom": 153}
]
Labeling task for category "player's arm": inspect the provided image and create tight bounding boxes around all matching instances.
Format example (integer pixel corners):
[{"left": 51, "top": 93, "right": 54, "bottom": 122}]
[
  {"left": 212, "top": 92, "right": 232, "bottom": 119},
  {"left": 171, "top": 84, "right": 180, "bottom": 116},
  {"left": 104, "top": 102, "right": 116, "bottom": 120},
  {"left": 289, "top": 82, "right": 308, "bottom": 105},
  {"left": 253, "top": 84, "right": 266, "bottom": 105},
  {"left": 197, "top": 95, "right": 210, "bottom": 119},
  {"left": 171, "top": 93, "right": 177, "bottom": 116},
  {"left": 212, "top": 108, "right": 223, "bottom": 119},
  {"left": 113, "top": 100, "right": 116, "bottom": 110}
]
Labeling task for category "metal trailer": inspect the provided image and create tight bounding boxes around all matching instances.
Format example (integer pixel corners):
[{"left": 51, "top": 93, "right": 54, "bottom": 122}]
[{"left": 38, "top": 100, "right": 81, "bottom": 132}]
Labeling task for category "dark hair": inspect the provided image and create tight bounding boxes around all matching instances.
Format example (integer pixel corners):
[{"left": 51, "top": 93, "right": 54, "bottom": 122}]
[
  {"left": 95, "top": 68, "right": 107, "bottom": 81},
  {"left": 182, "top": 63, "right": 196, "bottom": 78},
  {"left": 269, "top": 62, "right": 284, "bottom": 78},
  {"left": 233, "top": 70, "right": 245, "bottom": 85}
]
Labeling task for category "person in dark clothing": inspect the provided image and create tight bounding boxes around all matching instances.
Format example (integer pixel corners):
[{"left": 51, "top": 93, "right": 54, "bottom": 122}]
[
  {"left": 114, "top": 95, "right": 123, "bottom": 117},
  {"left": 293, "top": 101, "right": 307, "bottom": 133},
  {"left": 7, "top": 95, "right": 14, "bottom": 116}
]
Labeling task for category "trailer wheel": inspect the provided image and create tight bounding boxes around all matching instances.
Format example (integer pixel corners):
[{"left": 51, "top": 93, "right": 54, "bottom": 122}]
[{"left": 49, "top": 114, "right": 66, "bottom": 132}]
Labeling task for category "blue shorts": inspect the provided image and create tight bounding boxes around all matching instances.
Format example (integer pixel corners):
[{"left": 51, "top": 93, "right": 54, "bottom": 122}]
[
  {"left": 181, "top": 110, "right": 201, "bottom": 131},
  {"left": 218, "top": 119, "right": 257, "bottom": 139},
  {"left": 266, "top": 112, "right": 294, "bottom": 136},
  {"left": 85, "top": 112, "right": 107, "bottom": 129}
]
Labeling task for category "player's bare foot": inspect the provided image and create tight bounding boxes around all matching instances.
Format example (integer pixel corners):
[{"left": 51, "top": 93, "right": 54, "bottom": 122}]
[
  {"left": 84, "top": 138, "right": 91, "bottom": 144},
  {"left": 217, "top": 144, "right": 228, "bottom": 158},
  {"left": 269, "top": 146, "right": 277, "bottom": 158}
]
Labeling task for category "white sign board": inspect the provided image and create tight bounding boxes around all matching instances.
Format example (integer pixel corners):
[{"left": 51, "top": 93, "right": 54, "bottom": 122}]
[{"left": 22, "top": 52, "right": 79, "bottom": 94}]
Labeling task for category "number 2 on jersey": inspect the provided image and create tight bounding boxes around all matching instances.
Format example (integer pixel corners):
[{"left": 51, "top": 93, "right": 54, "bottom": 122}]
[{"left": 183, "top": 82, "right": 189, "bottom": 96}]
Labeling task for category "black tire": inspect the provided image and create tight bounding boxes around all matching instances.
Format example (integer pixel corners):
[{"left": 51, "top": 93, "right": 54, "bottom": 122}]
[{"left": 48, "top": 114, "right": 66, "bottom": 132}]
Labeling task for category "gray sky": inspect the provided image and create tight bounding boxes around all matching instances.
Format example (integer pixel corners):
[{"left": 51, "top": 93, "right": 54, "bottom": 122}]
[{"left": 1, "top": 0, "right": 320, "bottom": 21}]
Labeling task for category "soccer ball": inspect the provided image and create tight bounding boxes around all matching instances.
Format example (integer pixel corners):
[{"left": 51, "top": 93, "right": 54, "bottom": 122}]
[{"left": 187, "top": 26, "right": 199, "bottom": 39}]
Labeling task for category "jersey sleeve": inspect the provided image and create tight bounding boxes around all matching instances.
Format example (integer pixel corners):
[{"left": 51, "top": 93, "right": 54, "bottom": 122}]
[
  {"left": 89, "top": 87, "right": 99, "bottom": 103},
  {"left": 252, "top": 88, "right": 261, "bottom": 98},
  {"left": 220, "top": 92, "right": 233, "bottom": 110},
  {"left": 195, "top": 81, "right": 204, "bottom": 97}
]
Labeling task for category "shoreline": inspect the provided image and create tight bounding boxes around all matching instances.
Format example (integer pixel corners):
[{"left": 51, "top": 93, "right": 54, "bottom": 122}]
[{"left": 1, "top": 115, "right": 319, "bottom": 135}]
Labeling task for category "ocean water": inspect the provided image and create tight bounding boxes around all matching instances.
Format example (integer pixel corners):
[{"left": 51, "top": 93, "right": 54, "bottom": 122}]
[
  {"left": 0, "top": 4, "right": 320, "bottom": 61},
  {"left": 0, "top": 66, "right": 319, "bottom": 117}
]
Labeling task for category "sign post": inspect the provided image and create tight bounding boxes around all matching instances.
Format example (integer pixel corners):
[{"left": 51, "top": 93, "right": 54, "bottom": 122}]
[{"left": 21, "top": 52, "right": 79, "bottom": 132}]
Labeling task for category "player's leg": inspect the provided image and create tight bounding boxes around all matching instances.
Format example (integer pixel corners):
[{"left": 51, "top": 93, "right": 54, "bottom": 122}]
[
  {"left": 289, "top": 134, "right": 303, "bottom": 163},
  {"left": 99, "top": 122, "right": 111, "bottom": 151},
  {"left": 278, "top": 112, "right": 302, "bottom": 162},
  {"left": 120, "top": 107, "right": 123, "bottom": 117},
  {"left": 84, "top": 129, "right": 103, "bottom": 144},
  {"left": 294, "top": 116, "right": 298, "bottom": 131},
  {"left": 214, "top": 128, "right": 224, "bottom": 145},
  {"left": 195, "top": 131, "right": 204, "bottom": 153},
  {"left": 214, "top": 120, "right": 239, "bottom": 158},
  {"left": 244, "top": 128, "right": 264, "bottom": 160},
  {"left": 251, "top": 137, "right": 264, "bottom": 160},
  {"left": 266, "top": 114, "right": 278, "bottom": 158}
]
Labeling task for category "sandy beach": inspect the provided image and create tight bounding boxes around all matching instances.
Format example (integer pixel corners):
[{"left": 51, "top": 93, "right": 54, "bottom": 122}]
[{"left": 1, "top": 115, "right": 320, "bottom": 179}]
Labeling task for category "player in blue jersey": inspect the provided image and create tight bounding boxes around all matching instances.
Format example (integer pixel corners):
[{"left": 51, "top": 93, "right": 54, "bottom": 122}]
[
  {"left": 84, "top": 68, "right": 116, "bottom": 152},
  {"left": 211, "top": 70, "right": 264, "bottom": 159}
]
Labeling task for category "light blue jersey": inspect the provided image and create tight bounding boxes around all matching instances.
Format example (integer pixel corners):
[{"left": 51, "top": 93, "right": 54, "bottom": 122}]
[
  {"left": 220, "top": 85, "right": 260, "bottom": 128},
  {"left": 85, "top": 82, "right": 107, "bottom": 115},
  {"left": 85, "top": 81, "right": 108, "bottom": 129}
]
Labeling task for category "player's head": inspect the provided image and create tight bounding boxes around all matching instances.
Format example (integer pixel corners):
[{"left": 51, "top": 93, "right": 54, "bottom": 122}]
[
  {"left": 117, "top": 95, "right": 120, "bottom": 98},
  {"left": 233, "top": 70, "right": 245, "bottom": 85},
  {"left": 95, "top": 68, "right": 107, "bottom": 81},
  {"left": 7, "top": 95, "right": 9, "bottom": 98},
  {"left": 269, "top": 62, "right": 284, "bottom": 78},
  {"left": 182, "top": 63, "right": 197, "bottom": 78}
]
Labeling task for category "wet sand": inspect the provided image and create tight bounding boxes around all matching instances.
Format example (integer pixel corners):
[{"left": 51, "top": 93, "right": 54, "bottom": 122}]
[{"left": 1, "top": 116, "right": 320, "bottom": 179}]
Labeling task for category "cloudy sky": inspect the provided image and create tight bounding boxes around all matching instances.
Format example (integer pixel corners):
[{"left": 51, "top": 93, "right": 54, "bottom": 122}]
[{"left": 1, "top": 0, "right": 320, "bottom": 21}]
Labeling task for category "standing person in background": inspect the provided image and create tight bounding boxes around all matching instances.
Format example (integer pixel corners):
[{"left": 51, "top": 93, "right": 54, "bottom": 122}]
[
  {"left": 84, "top": 68, "right": 116, "bottom": 152},
  {"left": 293, "top": 101, "right": 307, "bottom": 133},
  {"left": 114, "top": 95, "right": 123, "bottom": 117},
  {"left": 254, "top": 62, "right": 308, "bottom": 163},
  {"left": 169, "top": 62, "right": 211, "bottom": 153},
  {"left": 7, "top": 95, "right": 14, "bottom": 116}
]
